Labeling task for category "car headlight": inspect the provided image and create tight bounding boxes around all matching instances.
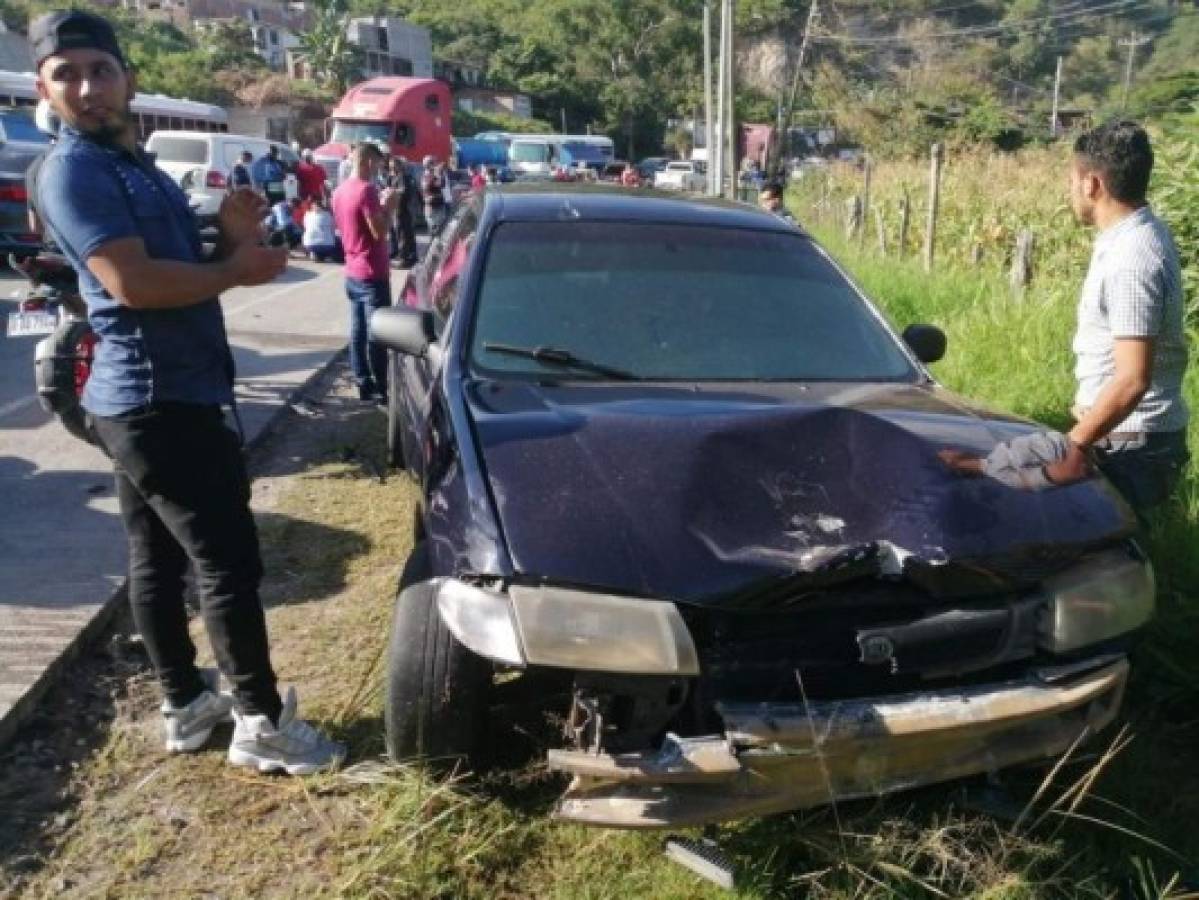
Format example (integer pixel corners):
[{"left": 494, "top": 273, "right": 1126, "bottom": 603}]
[
  {"left": 510, "top": 585, "right": 700, "bottom": 675},
  {"left": 435, "top": 579, "right": 699, "bottom": 675},
  {"left": 1039, "top": 546, "right": 1155, "bottom": 654},
  {"left": 436, "top": 579, "right": 525, "bottom": 666}
]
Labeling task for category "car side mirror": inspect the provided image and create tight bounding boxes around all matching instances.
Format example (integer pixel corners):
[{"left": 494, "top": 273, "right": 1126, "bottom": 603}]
[
  {"left": 902, "top": 324, "right": 946, "bottom": 364},
  {"left": 371, "top": 306, "right": 435, "bottom": 357}
]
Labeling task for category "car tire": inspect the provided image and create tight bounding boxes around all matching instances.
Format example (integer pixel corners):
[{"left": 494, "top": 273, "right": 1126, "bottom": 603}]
[
  {"left": 384, "top": 542, "right": 492, "bottom": 771},
  {"left": 34, "top": 319, "right": 100, "bottom": 447},
  {"left": 386, "top": 352, "right": 405, "bottom": 470}
]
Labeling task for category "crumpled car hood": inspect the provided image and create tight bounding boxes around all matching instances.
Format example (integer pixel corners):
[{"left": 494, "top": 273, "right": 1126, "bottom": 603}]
[{"left": 465, "top": 380, "right": 1135, "bottom": 606}]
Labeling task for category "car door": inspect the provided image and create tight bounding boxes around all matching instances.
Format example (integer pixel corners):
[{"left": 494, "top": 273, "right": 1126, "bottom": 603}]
[{"left": 396, "top": 201, "right": 479, "bottom": 481}]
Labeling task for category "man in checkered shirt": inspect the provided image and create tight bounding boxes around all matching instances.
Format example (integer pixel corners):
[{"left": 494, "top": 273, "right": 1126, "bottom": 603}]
[{"left": 1043, "top": 120, "right": 1189, "bottom": 512}]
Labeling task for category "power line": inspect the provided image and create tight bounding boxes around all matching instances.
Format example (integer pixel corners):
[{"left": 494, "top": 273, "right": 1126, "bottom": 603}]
[
  {"left": 815, "top": 0, "right": 1147, "bottom": 44},
  {"left": 812, "top": 0, "right": 1156, "bottom": 44},
  {"left": 813, "top": 7, "right": 1195, "bottom": 98}
]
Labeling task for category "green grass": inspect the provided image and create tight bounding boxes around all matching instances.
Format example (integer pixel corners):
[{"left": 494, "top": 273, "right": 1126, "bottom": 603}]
[{"left": 805, "top": 220, "right": 1199, "bottom": 890}]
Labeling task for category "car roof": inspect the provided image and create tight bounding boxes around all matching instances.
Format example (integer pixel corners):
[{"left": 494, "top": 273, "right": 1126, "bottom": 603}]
[
  {"left": 146, "top": 131, "right": 282, "bottom": 147},
  {"left": 480, "top": 184, "right": 799, "bottom": 234},
  {"left": 147, "top": 130, "right": 258, "bottom": 141}
]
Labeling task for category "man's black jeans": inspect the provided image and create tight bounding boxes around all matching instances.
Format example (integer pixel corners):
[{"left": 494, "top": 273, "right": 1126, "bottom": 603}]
[{"left": 92, "top": 403, "right": 282, "bottom": 721}]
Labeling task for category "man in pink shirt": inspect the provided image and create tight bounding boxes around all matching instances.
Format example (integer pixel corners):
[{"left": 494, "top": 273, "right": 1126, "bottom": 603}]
[{"left": 331, "top": 143, "right": 400, "bottom": 401}]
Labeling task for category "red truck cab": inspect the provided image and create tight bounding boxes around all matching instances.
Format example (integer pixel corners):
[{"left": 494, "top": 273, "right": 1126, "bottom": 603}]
[{"left": 314, "top": 77, "right": 452, "bottom": 182}]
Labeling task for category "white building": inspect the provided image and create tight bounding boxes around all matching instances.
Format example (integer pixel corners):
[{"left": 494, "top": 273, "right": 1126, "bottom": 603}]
[
  {"left": 119, "top": 0, "right": 309, "bottom": 72},
  {"left": 347, "top": 17, "right": 432, "bottom": 79}
]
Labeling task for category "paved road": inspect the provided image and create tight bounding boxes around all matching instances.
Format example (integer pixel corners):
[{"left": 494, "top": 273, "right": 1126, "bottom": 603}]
[{"left": 0, "top": 259, "right": 407, "bottom": 745}]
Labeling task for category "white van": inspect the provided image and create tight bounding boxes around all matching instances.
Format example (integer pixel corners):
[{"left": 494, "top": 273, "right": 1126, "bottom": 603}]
[{"left": 145, "top": 131, "right": 300, "bottom": 225}]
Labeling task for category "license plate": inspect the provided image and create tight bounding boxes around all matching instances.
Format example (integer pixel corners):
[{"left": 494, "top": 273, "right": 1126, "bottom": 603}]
[{"left": 7, "top": 310, "right": 58, "bottom": 337}]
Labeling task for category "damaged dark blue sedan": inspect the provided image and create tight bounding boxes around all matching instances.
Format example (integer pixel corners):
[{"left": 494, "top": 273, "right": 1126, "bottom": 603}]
[{"left": 371, "top": 185, "right": 1151, "bottom": 828}]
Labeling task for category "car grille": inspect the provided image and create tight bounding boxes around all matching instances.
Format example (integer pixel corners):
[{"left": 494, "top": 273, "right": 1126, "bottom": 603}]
[{"left": 682, "top": 582, "right": 1040, "bottom": 704}]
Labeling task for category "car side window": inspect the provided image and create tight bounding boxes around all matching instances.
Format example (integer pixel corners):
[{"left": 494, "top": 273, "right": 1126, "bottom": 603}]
[{"left": 429, "top": 206, "right": 479, "bottom": 326}]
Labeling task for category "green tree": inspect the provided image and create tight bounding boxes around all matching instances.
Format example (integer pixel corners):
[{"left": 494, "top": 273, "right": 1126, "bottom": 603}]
[
  {"left": 196, "top": 20, "right": 268, "bottom": 72},
  {"left": 295, "top": 0, "right": 362, "bottom": 94}
]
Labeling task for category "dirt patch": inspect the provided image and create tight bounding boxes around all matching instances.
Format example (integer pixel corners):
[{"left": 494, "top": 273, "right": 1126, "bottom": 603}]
[{"left": 0, "top": 360, "right": 423, "bottom": 898}]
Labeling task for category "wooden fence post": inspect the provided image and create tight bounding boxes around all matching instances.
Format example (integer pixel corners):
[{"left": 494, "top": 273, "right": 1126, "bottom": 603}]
[
  {"left": 923, "top": 143, "right": 944, "bottom": 273},
  {"left": 898, "top": 191, "right": 910, "bottom": 255},
  {"left": 970, "top": 243, "right": 983, "bottom": 265},
  {"left": 874, "top": 206, "right": 888, "bottom": 256},
  {"left": 1010, "top": 229, "right": 1035, "bottom": 293},
  {"left": 845, "top": 195, "right": 863, "bottom": 241},
  {"left": 860, "top": 157, "right": 872, "bottom": 248}
]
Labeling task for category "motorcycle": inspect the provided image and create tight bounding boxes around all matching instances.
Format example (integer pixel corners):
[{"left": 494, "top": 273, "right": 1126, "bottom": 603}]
[{"left": 6, "top": 252, "right": 99, "bottom": 445}]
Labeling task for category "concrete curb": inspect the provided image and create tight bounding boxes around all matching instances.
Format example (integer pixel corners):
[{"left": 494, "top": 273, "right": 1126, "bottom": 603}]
[{"left": 0, "top": 346, "right": 349, "bottom": 750}]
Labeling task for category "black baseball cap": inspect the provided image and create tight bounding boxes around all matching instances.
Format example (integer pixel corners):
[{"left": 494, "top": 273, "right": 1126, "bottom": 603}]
[{"left": 29, "top": 10, "right": 126, "bottom": 69}]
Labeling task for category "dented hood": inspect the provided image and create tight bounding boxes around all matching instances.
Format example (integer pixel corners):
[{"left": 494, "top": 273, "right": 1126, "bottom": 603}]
[{"left": 465, "top": 380, "right": 1135, "bottom": 606}]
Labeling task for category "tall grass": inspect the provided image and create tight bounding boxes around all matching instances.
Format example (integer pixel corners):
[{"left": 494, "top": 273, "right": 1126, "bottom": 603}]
[
  {"left": 791, "top": 151, "right": 1199, "bottom": 886},
  {"left": 793, "top": 134, "right": 1199, "bottom": 320}
]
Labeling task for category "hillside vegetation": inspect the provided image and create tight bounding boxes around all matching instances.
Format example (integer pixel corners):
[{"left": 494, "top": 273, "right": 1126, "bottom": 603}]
[
  {"left": 1, "top": 0, "right": 1195, "bottom": 155},
  {"left": 377, "top": 0, "right": 1197, "bottom": 155}
]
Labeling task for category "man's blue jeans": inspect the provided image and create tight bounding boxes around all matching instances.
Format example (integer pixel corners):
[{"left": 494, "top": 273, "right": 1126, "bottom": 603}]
[
  {"left": 1096, "top": 430, "right": 1190, "bottom": 515},
  {"left": 345, "top": 277, "right": 392, "bottom": 398}
]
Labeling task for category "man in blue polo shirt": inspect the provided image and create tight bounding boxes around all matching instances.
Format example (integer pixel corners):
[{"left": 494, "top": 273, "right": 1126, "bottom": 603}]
[
  {"left": 31, "top": 9, "right": 344, "bottom": 774},
  {"left": 251, "top": 144, "right": 286, "bottom": 205}
]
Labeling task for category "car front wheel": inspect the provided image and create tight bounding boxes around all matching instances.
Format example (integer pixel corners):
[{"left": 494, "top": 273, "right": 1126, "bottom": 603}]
[{"left": 383, "top": 543, "right": 492, "bottom": 771}]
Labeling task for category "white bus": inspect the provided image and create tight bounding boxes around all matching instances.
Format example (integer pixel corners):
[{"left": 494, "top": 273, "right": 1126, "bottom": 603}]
[{"left": 0, "top": 69, "right": 228, "bottom": 142}]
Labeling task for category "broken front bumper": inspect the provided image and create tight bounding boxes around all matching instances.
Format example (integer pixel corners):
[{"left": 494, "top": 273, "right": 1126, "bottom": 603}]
[{"left": 548, "top": 657, "right": 1128, "bottom": 828}]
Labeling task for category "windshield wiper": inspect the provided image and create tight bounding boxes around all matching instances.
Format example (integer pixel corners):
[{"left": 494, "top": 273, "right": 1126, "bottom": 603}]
[{"left": 482, "top": 342, "right": 639, "bottom": 381}]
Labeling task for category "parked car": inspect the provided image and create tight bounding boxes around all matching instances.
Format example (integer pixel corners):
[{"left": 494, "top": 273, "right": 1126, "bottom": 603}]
[
  {"left": 373, "top": 185, "right": 1147, "bottom": 829},
  {"left": 653, "top": 160, "right": 706, "bottom": 192},
  {"left": 0, "top": 108, "right": 50, "bottom": 260},
  {"left": 145, "top": 130, "right": 300, "bottom": 226},
  {"left": 635, "top": 156, "right": 670, "bottom": 180}
]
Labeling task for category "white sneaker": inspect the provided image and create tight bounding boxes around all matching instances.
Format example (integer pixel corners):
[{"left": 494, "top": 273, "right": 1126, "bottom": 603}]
[
  {"left": 227, "top": 687, "right": 346, "bottom": 775},
  {"left": 162, "top": 667, "right": 234, "bottom": 753}
]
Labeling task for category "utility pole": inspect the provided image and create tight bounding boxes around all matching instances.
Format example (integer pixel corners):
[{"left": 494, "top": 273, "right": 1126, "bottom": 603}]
[
  {"left": 716, "top": 0, "right": 734, "bottom": 199},
  {"left": 1119, "top": 31, "right": 1151, "bottom": 110},
  {"left": 714, "top": 0, "right": 725, "bottom": 198},
  {"left": 703, "top": 2, "right": 715, "bottom": 195},
  {"left": 560, "top": 107, "right": 567, "bottom": 134},
  {"left": 783, "top": 0, "right": 819, "bottom": 137},
  {"left": 723, "top": 0, "right": 736, "bottom": 200},
  {"left": 1049, "top": 55, "right": 1062, "bottom": 138}
]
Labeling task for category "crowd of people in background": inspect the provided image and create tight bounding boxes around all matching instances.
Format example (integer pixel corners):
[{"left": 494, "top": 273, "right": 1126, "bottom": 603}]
[
  {"left": 222, "top": 137, "right": 807, "bottom": 280},
  {"left": 227, "top": 141, "right": 462, "bottom": 269}
]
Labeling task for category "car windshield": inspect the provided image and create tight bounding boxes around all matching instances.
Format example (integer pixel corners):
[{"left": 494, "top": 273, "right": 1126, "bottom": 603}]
[
  {"left": 330, "top": 121, "right": 392, "bottom": 145},
  {"left": 511, "top": 142, "right": 549, "bottom": 163},
  {"left": 469, "top": 222, "right": 918, "bottom": 382}
]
